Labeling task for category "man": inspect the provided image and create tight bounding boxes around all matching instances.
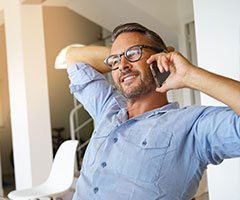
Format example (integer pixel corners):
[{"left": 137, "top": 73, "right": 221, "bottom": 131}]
[{"left": 67, "top": 23, "right": 240, "bottom": 200}]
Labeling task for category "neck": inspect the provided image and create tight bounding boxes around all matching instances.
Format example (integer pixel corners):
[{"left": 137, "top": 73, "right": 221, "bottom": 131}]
[{"left": 127, "top": 91, "right": 168, "bottom": 119}]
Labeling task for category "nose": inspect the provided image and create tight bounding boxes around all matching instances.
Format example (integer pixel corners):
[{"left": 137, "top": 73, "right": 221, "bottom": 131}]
[{"left": 118, "top": 55, "right": 131, "bottom": 71}]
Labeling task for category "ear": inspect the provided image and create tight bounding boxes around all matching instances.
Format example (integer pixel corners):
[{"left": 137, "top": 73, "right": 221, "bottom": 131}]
[{"left": 166, "top": 46, "right": 175, "bottom": 52}]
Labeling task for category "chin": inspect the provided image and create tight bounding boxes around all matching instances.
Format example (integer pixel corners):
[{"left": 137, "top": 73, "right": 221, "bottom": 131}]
[{"left": 122, "top": 87, "right": 146, "bottom": 100}]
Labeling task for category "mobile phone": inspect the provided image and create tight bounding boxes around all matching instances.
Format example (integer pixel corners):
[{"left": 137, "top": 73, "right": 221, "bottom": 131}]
[{"left": 150, "top": 61, "right": 170, "bottom": 88}]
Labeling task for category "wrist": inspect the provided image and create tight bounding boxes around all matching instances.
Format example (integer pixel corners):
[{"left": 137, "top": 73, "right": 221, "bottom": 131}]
[{"left": 182, "top": 63, "right": 198, "bottom": 89}]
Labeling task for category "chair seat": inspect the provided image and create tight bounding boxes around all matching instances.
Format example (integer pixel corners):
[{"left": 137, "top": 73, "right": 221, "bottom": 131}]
[
  {"left": 8, "top": 183, "right": 70, "bottom": 199},
  {"left": 8, "top": 140, "right": 79, "bottom": 200}
]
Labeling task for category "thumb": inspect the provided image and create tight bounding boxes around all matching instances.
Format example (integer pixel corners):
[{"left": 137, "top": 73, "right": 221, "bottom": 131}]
[{"left": 155, "top": 83, "right": 168, "bottom": 93}]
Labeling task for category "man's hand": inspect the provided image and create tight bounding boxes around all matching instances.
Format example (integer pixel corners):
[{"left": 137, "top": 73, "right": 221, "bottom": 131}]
[{"left": 146, "top": 51, "right": 194, "bottom": 93}]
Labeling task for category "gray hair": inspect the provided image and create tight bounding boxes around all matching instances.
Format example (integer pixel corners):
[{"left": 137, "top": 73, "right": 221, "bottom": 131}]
[{"left": 111, "top": 22, "right": 167, "bottom": 49}]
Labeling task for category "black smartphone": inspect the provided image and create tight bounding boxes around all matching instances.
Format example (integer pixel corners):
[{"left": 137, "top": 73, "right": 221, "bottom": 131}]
[{"left": 150, "top": 61, "right": 170, "bottom": 88}]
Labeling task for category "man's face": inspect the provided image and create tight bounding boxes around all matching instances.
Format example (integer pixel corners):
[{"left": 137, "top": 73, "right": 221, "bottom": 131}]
[{"left": 110, "top": 32, "right": 156, "bottom": 100}]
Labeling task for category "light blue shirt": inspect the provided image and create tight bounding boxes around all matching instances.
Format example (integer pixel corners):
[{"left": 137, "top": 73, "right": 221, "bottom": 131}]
[{"left": 68, "top": 63, "right": 240, "bottom": 200}]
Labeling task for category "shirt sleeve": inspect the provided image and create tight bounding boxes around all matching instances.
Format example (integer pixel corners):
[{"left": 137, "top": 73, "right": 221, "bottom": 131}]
[
  {"left": 67, "top": 63, "right": 126, "bottom": 122},
  {"left": 192, "top": 106, "right": 240, "bottom": 165}
]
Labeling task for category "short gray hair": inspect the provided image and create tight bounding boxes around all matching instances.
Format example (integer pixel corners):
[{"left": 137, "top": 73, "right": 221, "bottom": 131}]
[{"left": 111, "top": 22, "right": 167, "bottom": 49}]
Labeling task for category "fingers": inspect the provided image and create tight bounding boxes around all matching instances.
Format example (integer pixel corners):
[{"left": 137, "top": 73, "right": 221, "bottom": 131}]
[
  {"left": 147, "top": 51, "right": 194, "bottom": 92},
  {"left": 147, "top": 52, "right": 172, "bottom": 73},
  {"left": 157, "top": 55, "right": 170, "bottom": 72},
  {"left": 155, "top": 86, "right": 167, "bottom": 93}
]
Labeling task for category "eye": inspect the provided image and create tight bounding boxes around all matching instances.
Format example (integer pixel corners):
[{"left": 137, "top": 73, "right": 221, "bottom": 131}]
[
  {"left": 108, "top": 55, "right": 120, "bottom": 67},
  {"left": 126, "top": 47, "right": 141, "bottom": 61}
]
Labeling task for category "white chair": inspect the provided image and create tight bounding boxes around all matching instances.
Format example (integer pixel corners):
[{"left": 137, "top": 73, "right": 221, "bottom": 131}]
[{"left": 8, "top": 140, "right": 79, "bottom": 200}]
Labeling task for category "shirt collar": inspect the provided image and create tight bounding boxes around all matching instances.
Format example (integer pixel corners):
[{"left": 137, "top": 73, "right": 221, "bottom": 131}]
[
  {"left": 155, "top": 102, "right": 179, "bottom": 112},
  {"left": 120, "top": 102, "right": 179, "bottom": 121}
]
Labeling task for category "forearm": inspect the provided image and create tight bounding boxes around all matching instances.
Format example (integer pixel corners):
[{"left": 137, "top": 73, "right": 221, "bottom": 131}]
[
  {"left": 66, "top": 45, "right": 111, "bottom": 74},
  {"left": 148, "top": 51, "right": 240, "bottom": 114},
  {"left": 185, "top": 66, "right": 240, "bottom": 115}
]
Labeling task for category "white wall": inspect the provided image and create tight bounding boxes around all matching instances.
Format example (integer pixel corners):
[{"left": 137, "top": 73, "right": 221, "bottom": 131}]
[
  {"left": 193, "top": 0, "right": 240, "bottom": 199},
  {"left": 3, "top": 2, "right": 53, "bottom": 189}
]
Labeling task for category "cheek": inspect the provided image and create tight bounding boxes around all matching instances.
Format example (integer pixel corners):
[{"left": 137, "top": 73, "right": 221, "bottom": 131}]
[{"left": 111, "top": 71, "right": 119, "bottom": 83}]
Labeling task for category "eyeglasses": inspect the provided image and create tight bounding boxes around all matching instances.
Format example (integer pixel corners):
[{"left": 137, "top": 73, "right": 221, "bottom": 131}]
[{"left": 104, "top": 44, "right": 165, "bottom": 70}]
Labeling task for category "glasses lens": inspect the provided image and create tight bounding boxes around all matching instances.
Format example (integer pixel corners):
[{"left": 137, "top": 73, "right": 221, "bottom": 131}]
[
  {"left": 105, "top": 45, "right": 144, "bottom": 70},
  {"left": 107, "top": 55, "right": 120, "bottom": 69},
  {"left": 126, "top": 46, "right": 141, "bottom": 62}
]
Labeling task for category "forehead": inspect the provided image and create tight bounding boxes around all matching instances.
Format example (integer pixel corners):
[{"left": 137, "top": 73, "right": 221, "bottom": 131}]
[{"left": 110, "top": 32, "right": 152, "bottom": 54}]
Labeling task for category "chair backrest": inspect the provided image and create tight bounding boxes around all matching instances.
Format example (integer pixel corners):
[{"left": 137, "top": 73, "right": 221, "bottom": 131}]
[{"left": 45, "top": 140, "right": 78, "bottom": 189}]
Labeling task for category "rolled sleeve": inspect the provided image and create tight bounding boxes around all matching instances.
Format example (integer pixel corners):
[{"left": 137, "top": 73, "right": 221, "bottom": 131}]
[
  {"left": 67, "top": 63, "right": 106, "bottom": 94},
  {"left": 192, "top": 106, "right": 240, "bottom": 165},
  {"left": 67, "top": 62, "right": 126, "bottom": 122}
]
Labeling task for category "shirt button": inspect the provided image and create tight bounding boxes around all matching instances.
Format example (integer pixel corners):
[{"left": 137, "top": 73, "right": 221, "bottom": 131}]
[
  {"left": 101, "top": 162, "right": 107, "bottom": 168},
  {"left": 142, "top": 140, "right": 147, "bottom": 146},
  {"left": 113, "top": 138, "right": 118, "bottom": 143},
  {"left": 93, "top": 187, "right": 99, "bottom": 193}
]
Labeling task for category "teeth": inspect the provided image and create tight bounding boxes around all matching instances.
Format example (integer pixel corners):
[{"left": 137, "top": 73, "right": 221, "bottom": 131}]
[{"left": 123, "top": 75, "right": 136, "bottom": 82}]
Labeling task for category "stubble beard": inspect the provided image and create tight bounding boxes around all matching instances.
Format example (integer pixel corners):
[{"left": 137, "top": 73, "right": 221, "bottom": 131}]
[{"left": 115, "top": 68, "right": 156, "bottom": 103}]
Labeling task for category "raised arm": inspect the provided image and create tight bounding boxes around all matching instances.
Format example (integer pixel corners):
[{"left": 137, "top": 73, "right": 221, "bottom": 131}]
[
  {"left": 185, "top": 65, "right": 240, "bottom": 115},
  {"left": 66, "top": 45, "right": 111, "bottom": 74},
  {"left": 147, "top": 52, "right": 240, "bottom": 115}
]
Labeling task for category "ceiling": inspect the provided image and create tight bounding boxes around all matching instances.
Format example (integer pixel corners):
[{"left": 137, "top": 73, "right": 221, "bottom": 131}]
[
  {"left": 0, "top": 0, "right": 194, "bottom": 47},
  {"left": 42, "top": 0, "right": 194, "bottom": 47}
]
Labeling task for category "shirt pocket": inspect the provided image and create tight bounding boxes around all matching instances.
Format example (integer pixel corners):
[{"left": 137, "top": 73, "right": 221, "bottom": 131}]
[
  {"left": 82, "top": 125, "right": 113, "bottom": 169},
  {"left": 117, "top": 129, "right": 173, "bottom": 183}
]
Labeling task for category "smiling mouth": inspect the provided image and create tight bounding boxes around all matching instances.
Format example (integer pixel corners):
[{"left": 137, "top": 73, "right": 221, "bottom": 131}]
[{"left": 120, "top": 73, "right": 139, "bottom": 83}]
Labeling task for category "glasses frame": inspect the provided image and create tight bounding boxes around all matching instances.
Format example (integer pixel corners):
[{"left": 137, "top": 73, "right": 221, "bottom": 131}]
[{"left": 104, "top": 44, "right": 165, "bottom": 70}]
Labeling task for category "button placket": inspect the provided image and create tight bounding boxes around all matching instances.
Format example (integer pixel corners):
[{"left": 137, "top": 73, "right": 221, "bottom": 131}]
[
  {"left": 142, "top": 139, "right": 147, "bottom": 146},
  {"left": 101, "top": 162, "right": 107, "bottom": 168},
  {"left": 93, "top": 187, "right": 99, "bottom": 193},
  {"left": 113, "top": 137, "right": 118, "bottom": 143}
]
